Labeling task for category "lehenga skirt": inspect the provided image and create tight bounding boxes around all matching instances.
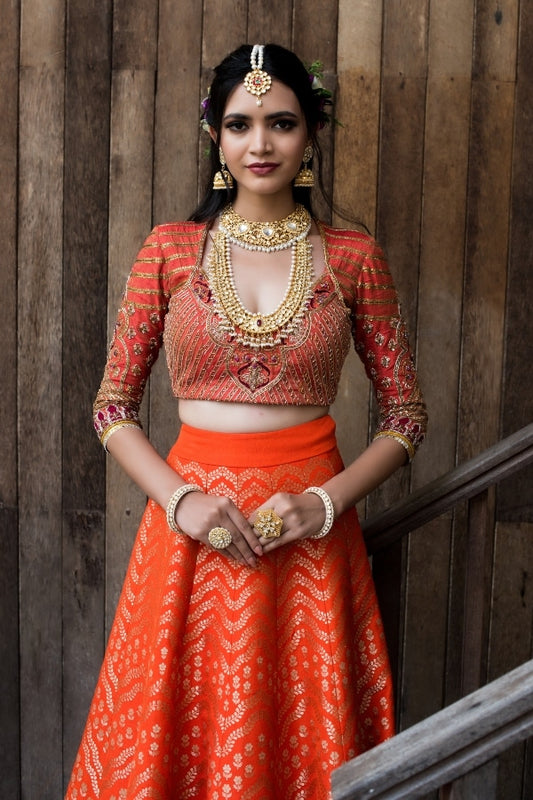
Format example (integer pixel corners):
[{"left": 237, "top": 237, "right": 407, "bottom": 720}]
[{"left": 65, "top": 415, "right": 394, "bottom": 800}]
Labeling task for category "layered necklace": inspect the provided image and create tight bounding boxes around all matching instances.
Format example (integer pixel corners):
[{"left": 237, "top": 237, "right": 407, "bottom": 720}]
[{"left": 209, "top": 204, "right": 314, "bottom": 348}]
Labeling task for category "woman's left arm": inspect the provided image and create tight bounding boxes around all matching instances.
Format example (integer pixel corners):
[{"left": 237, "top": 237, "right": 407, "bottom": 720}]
[
  {"left": 253, "top": 435, "right": 406, "bottom": 552},
  {"left": 322, "top": 435, "right": 408, "bottom": 515},
  {"left": 253, "top": 231, "right": 427, "bottom": 550}
]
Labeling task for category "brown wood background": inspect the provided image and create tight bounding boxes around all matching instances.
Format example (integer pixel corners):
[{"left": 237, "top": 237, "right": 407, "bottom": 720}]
[{"left": 1, "top": 1, "right": 532, "bottom": 796}]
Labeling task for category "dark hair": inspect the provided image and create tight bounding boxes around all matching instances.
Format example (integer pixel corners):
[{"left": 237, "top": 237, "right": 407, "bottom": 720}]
[{"left": 189, "top": 43, "right": 331, "bottom": 223}]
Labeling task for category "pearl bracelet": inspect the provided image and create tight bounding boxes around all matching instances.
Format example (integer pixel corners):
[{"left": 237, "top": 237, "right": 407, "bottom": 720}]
[
  {"left": 304, "top": 486, "right": 335, "bottom": 539},
  {"left": 166, "top": 484, "right": 202, "bottom": 533}
]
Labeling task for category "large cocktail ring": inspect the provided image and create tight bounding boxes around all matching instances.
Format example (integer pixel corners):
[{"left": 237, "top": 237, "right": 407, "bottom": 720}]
[
  {"left": 208, "top": 527, "right": 233, "bottom": 549},
  {"left": 254, "top": 508, "right": 283, "bottom": 539}
]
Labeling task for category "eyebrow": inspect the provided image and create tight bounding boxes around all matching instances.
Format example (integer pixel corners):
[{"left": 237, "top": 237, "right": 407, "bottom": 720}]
[{"left": 223, "top": 110, "right": 300, "bottom": 122}]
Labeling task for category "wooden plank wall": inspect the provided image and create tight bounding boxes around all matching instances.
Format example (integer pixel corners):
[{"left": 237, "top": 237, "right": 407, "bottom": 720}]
[{"left": 1, "top": 0, "right": 531, "bottom": 796}]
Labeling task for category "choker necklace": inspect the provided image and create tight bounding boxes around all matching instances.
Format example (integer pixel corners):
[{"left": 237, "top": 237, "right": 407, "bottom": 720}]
[
  {"left": 209, "top": 212, "right": 314, "bottom": 348},
  {"left": 219, "top": 204, "right": 311, "bottom": 252}
]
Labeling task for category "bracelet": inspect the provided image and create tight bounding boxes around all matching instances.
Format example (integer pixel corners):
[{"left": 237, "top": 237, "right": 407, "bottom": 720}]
[
  {"left": 304, "top": 486, "right": 335, "bottom": 539},
  {"left": 373, "top": 430, "right": 415, "bottom": 461},
  {"left": 166, "top": 484, "right": 202, "bottom": 533},
  {"left": 101, "top": 420, "right": 141, "bottom": 451}
]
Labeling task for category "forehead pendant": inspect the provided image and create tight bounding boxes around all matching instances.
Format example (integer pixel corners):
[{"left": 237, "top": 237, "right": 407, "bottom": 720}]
[{"left": 243, "top": 44, "right": 272, "bottom": 106}]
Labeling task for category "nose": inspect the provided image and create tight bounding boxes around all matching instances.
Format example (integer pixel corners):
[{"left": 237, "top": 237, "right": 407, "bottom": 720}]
[{"left": 250, "top": 124, "right": 272, "bottom": 155}]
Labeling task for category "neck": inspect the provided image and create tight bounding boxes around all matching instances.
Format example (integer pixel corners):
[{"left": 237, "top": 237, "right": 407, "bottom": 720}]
[{"left": 231, "top": 188, "right": 297, "bottom": 221}]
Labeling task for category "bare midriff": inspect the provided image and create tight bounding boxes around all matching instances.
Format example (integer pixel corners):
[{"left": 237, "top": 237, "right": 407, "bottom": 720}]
[{"left": 178, "top": 399, "right": 329, "bottom": 433}]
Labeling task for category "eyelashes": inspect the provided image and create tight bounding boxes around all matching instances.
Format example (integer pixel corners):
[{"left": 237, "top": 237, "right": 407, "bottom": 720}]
[
  {"left": 224, "top": 121, "right": 247, "bottom": 132},
  {"left": 273, "top": 119, "right": 297, "bottom": 130},
  {"left": 224, "top": 119, "right": 298, "bottom": 132}
]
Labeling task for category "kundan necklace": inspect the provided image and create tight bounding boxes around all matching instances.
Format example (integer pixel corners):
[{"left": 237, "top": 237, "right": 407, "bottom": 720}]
[
  {"left": 209, "top": 205, "right": 314, "bottom": 348},
  {"left": 219, "top": 203, "right": 311, "bottom": 251}
]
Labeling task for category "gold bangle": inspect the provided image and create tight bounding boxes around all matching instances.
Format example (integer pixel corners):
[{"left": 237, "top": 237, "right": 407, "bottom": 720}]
[
  {"left": 373, "top": 430, "right": 415, "bottom": 461},
  {"left": 166, "top": 484, "right": 202, "bottom": 533},
  {"left": 101, "top": 420, "right": 141, "bottom": 451},
  {"left": 304, "top": 486, "right": 335, "bottom": 539}
]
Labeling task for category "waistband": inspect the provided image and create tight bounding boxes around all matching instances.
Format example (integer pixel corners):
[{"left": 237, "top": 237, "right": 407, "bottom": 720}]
[{"left": 172, "top": 415, "right": 337, "bottom": 468}]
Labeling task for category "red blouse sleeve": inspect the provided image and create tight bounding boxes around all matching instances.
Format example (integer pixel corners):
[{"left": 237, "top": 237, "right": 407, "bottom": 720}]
[
  {"left": 326, "top": 227, "right": 427, "bottom": 460},
  {"left": 352, "top": 239, "right": 427, "bottom": 459},
  {"left": 93, "top": 228, "right": 170, "bottom": 447}
]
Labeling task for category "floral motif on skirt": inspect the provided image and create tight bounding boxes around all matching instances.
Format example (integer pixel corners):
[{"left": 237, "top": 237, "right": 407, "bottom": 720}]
[{"left": 66, "top": 417, "right": 394, "bottom": 799}]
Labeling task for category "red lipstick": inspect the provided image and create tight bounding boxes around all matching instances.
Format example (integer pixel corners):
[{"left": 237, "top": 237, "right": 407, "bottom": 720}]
[{"left": 247, "top": 162, "right": 279, "bottom": 175}]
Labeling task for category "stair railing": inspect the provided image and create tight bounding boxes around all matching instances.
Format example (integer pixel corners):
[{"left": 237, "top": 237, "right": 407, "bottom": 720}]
[
  {"left": 331, "top": 657, "right": 533, "bottom": 799},
  {"left": 331, "top": 422, "right": 533, "bottom": 799}
]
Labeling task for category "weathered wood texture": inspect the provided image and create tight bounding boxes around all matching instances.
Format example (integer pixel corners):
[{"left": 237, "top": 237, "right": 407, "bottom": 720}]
[
  {"left": 331, "top": 658, "right": 533, "bottom": 799},
  {"left": 18, "top": 1, "right": 65, "bottom": 797},
  {"left": 61, "top": 0, "right": 111, "bottom": 784},
  {"left": 333, "top": 432, "right": 533, "bottom": 800},
  {"left": 105, "top": 0, "right": 159, "bottom": 634},
  {"left": 362, "top": 423, "right": 533, "bottom": 551},
  {"left": 0, "top": 0, "right": 21, "bottom": 796},
  {"left": 2, "top": 1, "right": 532, "bottom": 796}
]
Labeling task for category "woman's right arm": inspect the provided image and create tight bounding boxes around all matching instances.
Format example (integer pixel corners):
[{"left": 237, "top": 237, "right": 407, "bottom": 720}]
[
  {"left": 95, "top": 226, "right": 260, "bottom": 566},
  {"left": 104, "top": 423, "right": 262, "bottom": 567}
]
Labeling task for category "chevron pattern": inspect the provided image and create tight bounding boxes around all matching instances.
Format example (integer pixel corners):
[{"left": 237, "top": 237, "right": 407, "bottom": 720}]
[{"left": 66, "top": 437, "right": 393, "bottom": 800}]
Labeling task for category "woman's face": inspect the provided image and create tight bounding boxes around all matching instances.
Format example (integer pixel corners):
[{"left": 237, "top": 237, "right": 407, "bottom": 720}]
[{"left": 215, "top": 79, "right": 308, "bottom": 206}]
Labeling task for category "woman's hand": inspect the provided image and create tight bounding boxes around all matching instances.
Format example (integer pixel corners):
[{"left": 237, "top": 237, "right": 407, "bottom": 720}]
[
  {"left": 249, "top": 492, "right": 328, "bottom": 552},
  {"left": 174, "top": 490, "right": 263, "bottom": 568}
]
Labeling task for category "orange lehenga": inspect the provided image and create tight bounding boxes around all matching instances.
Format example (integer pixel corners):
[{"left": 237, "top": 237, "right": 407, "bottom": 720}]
[{"left": 65, "top": 416, "right": 394, "bottom": 800}]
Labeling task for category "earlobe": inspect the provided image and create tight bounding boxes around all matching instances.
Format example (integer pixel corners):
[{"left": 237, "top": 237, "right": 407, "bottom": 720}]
[{"left": 209, "top": 126, "right": 218, "bottom": 144}]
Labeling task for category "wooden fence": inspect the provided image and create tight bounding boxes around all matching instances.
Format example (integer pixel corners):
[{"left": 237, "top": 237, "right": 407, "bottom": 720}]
[{"left": 1, "top": 0, "right": 532, "bottom": 797}]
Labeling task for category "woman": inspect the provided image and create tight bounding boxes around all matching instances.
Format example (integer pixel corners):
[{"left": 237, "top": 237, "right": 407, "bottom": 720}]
[{"left": 66, "top": 43, "right": 427, "bottom": 800}]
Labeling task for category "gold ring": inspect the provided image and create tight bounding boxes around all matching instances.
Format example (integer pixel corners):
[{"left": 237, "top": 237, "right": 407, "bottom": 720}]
[
  {"left": 208, "top": 527, "right": 233, "bottom": 549},
  {"left": 255, "top": 508, "right": 283, "bottom": 539}
]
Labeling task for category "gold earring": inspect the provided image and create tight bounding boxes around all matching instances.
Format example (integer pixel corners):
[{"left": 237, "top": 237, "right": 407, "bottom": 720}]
[
  {"left": 213, "top": 147, "right": 234, "bottom": 190},
  {"left": 294, "top": 144, "right": 314, "bottom": 188}
]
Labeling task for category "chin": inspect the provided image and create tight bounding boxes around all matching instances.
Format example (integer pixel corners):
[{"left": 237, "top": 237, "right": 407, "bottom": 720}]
[{"left": 246, "top": 179, "right": 293, "bottom": 196}]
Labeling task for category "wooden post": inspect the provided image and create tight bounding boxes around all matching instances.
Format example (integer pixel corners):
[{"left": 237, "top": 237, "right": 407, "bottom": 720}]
[
  {"left": 18, "top": 0, "right": 65, "bottom": 795},
  {"left": 61, "top": 0, "right": 112, "bottom": 784},
  {"left": 446, "top": 488, "right": 498, "bottom": 799},
  {"left": 461, "top": 489, "right": 493, "bottom": 694},
  {"left": 370, "top": 0, "right": 429, "bottom": 720},
  {"left": 105, "top": 0, "right": 159, "bottom": 633},
  {"left": 0, "top": 0, "right": 21, "bottom": 792}
]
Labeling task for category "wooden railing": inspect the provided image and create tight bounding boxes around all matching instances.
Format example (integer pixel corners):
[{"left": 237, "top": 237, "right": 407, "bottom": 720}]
[
  {"left": 332, "top": 658, "right": 533, "bottom": 799},
  {"left": 331, "top": 423, "right": 533, "bottom": 799},
  {"left": 362, "top": 421, "right": 533, "bottom": 555}
]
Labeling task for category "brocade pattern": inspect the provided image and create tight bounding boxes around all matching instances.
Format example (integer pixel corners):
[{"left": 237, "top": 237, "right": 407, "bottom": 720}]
[
  {"left": 65, "top": 427, "right": 394, "bottom": 799},
  {"left": 93, "top": 222, "right": 427, "bottom": 454}
]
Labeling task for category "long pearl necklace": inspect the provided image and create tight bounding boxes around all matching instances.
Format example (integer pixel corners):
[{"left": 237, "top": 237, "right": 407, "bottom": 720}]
[{"left": 209, "top": 206, "right": 314, "bottom": 349}]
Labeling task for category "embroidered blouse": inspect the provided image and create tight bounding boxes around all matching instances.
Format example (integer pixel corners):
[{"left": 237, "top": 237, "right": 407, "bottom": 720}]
[{"left": 94, "top": 221, "right": 427, "bottom": 458}]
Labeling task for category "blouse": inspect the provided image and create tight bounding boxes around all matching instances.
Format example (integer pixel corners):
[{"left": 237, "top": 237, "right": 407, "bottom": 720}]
[{"left": 93, "top": 221, "right": 427, "bottom": 459}]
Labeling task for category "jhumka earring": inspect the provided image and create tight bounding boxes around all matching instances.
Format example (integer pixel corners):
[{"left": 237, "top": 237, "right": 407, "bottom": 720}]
[
  {"left": 213, "top": 147, "right": 234, "bottom": 190},
  {"left": 294, "top": 144, "right": 314, "bottom": 188}
]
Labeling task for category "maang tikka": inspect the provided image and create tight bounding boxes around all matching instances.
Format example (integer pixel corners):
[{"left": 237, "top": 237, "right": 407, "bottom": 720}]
[
  {"left": 243, "top": 44, "right": 272, "bottom": 106},
  {"left": 213, "top": 147, "right": 234, "bottom": 190},
  {"left": 294, "top": 144, "right": 315, "bottom": 188}
]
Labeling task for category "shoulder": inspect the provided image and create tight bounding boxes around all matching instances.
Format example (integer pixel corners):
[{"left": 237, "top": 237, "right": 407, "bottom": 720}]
[
  {"left": 129, "top": 222, "right": 208, "bottom": 295},
  {"left": 318, "top": 222, "right": 389, "bottom": 300},
  {"left": 319, "top": 222, "right": 385, "bottom": 262},
  {"left": 141, "top": 221, "right": 208, "bottom": 274},
  {"left": 149, "top": 220, "right": 208, "bottom": 247}
]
